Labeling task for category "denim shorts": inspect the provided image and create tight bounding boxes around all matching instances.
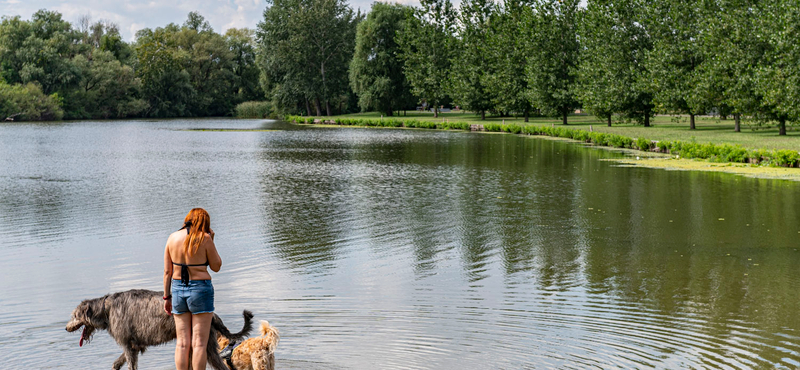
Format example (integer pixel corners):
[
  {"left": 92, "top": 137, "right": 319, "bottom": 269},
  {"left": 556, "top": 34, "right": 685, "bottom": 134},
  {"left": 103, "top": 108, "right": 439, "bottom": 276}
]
[{"left": 171, "top": 279, "right": 214, "bottom": 315}]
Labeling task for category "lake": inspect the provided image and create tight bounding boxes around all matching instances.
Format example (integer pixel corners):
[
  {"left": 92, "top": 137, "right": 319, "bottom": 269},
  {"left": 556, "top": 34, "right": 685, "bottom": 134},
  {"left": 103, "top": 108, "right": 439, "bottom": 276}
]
[{"left": 1, "top": 118, "right": 799, "bottom": 369}]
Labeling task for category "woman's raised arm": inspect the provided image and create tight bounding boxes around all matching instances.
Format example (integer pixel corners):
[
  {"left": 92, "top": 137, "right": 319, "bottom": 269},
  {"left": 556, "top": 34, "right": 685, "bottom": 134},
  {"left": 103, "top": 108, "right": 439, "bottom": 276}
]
[
  {"left": 162, "top": 238, "right": 174, "bottom": 314},
  {"left": 206, "top": 235, "right": 222, "bottom": 272}
]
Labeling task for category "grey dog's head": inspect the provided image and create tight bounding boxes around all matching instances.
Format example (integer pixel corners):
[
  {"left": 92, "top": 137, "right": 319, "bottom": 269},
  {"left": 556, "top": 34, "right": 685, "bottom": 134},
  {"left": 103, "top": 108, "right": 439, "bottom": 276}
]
[{"left": 66, "top": 298, "right": 108, "bottom": 347}]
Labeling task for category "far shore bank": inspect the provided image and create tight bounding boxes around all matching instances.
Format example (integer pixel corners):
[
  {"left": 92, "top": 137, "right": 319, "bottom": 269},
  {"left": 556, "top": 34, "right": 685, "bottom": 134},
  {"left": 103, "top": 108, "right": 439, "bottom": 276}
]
[{"left": 287, "top": 113, "right": 800, "bottom": 181}]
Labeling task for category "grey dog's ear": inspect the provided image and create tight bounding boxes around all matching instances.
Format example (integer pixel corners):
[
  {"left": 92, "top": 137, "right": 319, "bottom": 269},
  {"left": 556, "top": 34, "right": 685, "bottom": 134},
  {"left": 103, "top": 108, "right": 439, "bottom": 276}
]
[{"left": 85, "top": 304, "right": 93, "bottom": 318}]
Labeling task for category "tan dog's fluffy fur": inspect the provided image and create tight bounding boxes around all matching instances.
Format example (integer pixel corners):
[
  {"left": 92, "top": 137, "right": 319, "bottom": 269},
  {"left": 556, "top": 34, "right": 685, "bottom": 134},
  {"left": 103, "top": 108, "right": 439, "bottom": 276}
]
[{"left": 218, "top": 321, "right": 279, "bottom": 370}]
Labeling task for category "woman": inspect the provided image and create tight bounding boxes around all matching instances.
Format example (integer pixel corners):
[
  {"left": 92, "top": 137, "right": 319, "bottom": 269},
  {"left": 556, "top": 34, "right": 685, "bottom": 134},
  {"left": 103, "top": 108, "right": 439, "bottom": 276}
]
[{"left": 163, "top": 208, "right": 222, "bottom": 370}]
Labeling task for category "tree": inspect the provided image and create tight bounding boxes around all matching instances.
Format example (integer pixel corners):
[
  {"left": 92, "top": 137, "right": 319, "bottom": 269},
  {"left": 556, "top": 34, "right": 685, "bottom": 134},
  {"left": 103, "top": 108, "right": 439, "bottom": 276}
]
[
  {"left": 134, "top": 13, "right": 245, "bottom": 117},
  {"left": 526, "top": 0, "right": 581, "bottom": 125},
  {"left": 174, "top": 16, "right": 236, "bottom": 116},
  {"left": 577, "top": 0, "right": 653, "bottom": 127},
  {"left": 698, "top": 0, "right": 767, "bottom": 132},
  {"left": 184, "top": 11, "right": 212, "bottom": 32},
  {"left": 225, "top": 28, "right": 264, "bottom": 104},
  {"left": 0, "top": 80, "right": 63, "bottom": 121},
  {"left": 449, "top": 0, "right": 496, "bottom": 120},
  {"left": 644, "top": 0, "right": 708, "bottom": 130},
  {"left": 349, "top": 2, "right": 414, "bottom": 116},
  {"left": 0, "top": 10, "right": 82, "bottom": 95},
  {"left": 134, "top": 27, "right": 195, "bottom": 117},
  {"left": 752, "top": 0, "right": 800, "bottom": 135},
  {"left": 257, "top": 0, "right": 361, "bottom": 116},
  {"left": 485, "top": 0, "right": 533, "bottom": 121},
  {"left": 65, "top": 50, "right": 147, "bottom": 119},
  {"left": 398, "top": 0, "right": 457, "bottom": 118}
]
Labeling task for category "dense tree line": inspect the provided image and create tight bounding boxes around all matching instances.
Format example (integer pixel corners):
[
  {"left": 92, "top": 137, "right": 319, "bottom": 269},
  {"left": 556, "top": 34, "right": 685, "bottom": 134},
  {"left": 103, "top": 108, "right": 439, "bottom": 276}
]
[
  {"left": 260, "top": 0, "right": 800, "bottom": 135},
  {"left": 3, "top": 0, "right": 799, "bottom": 136},
  {"left": 0, "top": 10, "right": 261, "bottom": 120}
]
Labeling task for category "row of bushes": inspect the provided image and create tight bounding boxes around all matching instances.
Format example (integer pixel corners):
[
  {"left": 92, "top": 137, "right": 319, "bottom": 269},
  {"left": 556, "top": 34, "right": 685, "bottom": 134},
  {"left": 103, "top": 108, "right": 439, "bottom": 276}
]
[
  {"left": 235, "top": 101, "right": 273, "bottom": 119},
  {"left": 0, "top": 81, "right": 64, "bottom": 121},
  {"left": 287, "top": 115, "right": 472, "bottom": 130},
  {"left": 286, "top": 116, "right": 800, "bottom": 167}
]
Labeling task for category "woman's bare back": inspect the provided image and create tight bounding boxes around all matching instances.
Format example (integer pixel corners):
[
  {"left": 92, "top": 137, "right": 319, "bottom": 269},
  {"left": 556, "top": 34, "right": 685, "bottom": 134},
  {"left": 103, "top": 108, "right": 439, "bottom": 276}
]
[{"left": 167, "top": 230, "right": 221, "bottom": 281}]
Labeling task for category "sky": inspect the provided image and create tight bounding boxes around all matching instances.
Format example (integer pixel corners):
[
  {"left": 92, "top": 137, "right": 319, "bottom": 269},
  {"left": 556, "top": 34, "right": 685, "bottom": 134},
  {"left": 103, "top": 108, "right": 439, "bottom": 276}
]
[{"left": 0, "top": 0, "right": 414, "bottom": 41}]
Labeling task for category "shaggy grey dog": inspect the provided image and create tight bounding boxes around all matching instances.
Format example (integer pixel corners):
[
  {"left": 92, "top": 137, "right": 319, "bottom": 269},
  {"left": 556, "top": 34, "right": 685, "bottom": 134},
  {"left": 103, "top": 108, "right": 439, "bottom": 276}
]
[{"left": 66, "top": 289, "right": 253, "bottom": 370}]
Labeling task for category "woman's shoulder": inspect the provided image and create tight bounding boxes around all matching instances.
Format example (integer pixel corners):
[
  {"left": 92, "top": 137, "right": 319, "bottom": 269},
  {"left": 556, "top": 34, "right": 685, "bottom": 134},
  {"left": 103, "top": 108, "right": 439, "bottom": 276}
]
[{"left": 167, "top": 230, "right": 187, "bottom": 244}]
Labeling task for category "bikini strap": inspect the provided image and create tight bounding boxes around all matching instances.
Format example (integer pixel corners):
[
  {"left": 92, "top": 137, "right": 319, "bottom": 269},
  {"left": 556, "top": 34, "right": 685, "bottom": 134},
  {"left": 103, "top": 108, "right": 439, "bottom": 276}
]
[
  {"left": 173, "top": 261, "right": 210, "bottom": 284},
  {"left": 174, "top": 222, "right": 208, "bottom": 284}
]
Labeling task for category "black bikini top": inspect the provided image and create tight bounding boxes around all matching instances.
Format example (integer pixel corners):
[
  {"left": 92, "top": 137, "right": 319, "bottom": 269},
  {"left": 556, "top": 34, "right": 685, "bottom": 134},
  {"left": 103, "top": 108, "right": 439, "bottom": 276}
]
[{"left": 173, "top": 221, "right": 209, "bottom": 284}]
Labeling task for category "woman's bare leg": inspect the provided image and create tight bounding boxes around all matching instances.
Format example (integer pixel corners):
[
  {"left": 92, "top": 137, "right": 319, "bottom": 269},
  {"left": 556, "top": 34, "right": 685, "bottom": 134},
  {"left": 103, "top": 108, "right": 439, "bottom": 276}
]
[
  {"left": 174, "top": 313, "right": 193, "bottom": 370},
  {"left": 191, "top": 313, "right": 214, "bottom": 370}
]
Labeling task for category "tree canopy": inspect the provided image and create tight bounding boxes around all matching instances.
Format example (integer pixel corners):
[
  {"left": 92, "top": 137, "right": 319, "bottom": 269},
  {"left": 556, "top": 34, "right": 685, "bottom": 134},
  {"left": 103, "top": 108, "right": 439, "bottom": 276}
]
[
  {"left": 349, "top": 2, "right": 414, "bottom": 116},
  {"left": 2, "top": 0, "right": 800, "bottom": 136},
  {"left": 398, "top": 0, "right": 457, "bottom": 118},
  {"left": 257, "top": 0, "right": 362, "bottom": 116}
]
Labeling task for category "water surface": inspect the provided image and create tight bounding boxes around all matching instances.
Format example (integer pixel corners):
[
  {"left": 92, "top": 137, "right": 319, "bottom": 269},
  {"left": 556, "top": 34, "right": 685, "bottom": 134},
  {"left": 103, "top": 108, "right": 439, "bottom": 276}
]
[{"left": 1, "top": 118, "right": 799, "bottom": 369}]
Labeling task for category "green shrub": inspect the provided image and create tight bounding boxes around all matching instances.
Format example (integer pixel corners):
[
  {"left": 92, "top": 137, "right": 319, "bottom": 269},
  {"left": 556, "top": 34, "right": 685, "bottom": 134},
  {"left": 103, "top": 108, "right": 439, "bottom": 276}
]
[
  {"left": 521, "top": 125, "right": 537, "bottom": 135},
  {"left": 656, "top": 140, "right": 670, "bottom": 152},
  {"left": 235, "top": 101, "right": 272, "bottom": 118},
  {"left": 0, "top": 82, "right": 63, "bottom": 121},
  {"left": 502, "top": 123, "right": 522, "bottom": 134},
  {"left": 607, "top": 134, "right": 632, "bottom": 148},
  {"left": 748, "top": 149, "right": 769, "bottom": 163},
  {"left": 573, "top": 130, "right": 589, "bottom": 142},
  {"left": 588, "top": 132, "right": 607, "bottom": 146},
  {"left": 635, "top": 137, "right": 651, "bottom": 151},
  {"left": 484, "top": 123, "right": 503, "bottom": 132},
  {"left": 773, "top": 149, "right": 800, "bottom": 167},
  {"left": 717, "top": 145, "right": 748, "bottom": 163}
]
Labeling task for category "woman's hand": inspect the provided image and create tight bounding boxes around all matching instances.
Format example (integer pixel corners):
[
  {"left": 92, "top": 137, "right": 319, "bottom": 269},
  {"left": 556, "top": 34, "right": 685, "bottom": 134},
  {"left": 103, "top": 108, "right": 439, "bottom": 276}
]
[{"left": 164, "top": 298, "right": 172, "bottom": 315}]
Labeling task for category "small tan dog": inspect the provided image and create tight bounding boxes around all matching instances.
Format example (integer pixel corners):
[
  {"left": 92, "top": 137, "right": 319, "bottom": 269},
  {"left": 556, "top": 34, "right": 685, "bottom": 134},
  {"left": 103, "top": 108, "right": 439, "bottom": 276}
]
[{"left": 218, "top": 321, "right": 280, "bottom": 370}]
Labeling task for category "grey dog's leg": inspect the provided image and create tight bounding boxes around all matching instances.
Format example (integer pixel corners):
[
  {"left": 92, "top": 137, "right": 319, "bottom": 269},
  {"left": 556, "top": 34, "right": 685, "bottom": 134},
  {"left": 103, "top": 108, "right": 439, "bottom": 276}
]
[
  {"left": 112, "top": 353, "right": 126, "bottom": 370},
  {"left": 206, "top": 331, "right": 229, "bottom": 370},
  {"left": 123, "top": 347, "right": 138, "bottom": 370}
]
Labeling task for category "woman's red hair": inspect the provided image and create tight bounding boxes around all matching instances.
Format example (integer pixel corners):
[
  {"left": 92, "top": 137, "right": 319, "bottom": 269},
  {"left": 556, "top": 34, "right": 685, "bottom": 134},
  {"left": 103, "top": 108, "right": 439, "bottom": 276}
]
[{"left": 183, "top": 208, "right": 211, "bottom": 256}]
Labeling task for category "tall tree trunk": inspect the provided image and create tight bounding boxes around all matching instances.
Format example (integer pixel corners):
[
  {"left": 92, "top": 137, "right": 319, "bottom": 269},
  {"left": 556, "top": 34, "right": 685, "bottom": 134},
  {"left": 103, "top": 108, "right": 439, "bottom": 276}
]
[
  {"left": 607, "top": 115, "right": 612, "bottom": 127},
  {"left": 721, "top": 114, "right": 727, "bottom": 120},
  {"left": 386, "top": 109, "right": 393, "bottom": 117},
  {"left": 562, "top": 109, "right": 568, "bottom": 125},
  {"left": 314, "top": 97, "right": 322, "bottom": 117},
  {"left": 734, "top": 114, "right": 740, "bottom": 132},
  {"left": 779, "top": 118, "right": 787, "bottom": 136},
  {"left": 524, "top": 108, "right": 529, "bottom": 123},
  {"left": 481, "top": 110, "right": 485, "bottom": 120},
  {"left": 644, "top": 111, "right": 650, "bottom": 127},
  {"left": 305, "top": 98, "right": 312, "bottom": 117},
  {"left": 325, "top": 100, "right": 331, "bottom": 117},
  {"left": 689, "top": 113, "right": 696, "bottom": 130},
  {"left": 434, "top": 106, "right": 439, "bottom": 118}
]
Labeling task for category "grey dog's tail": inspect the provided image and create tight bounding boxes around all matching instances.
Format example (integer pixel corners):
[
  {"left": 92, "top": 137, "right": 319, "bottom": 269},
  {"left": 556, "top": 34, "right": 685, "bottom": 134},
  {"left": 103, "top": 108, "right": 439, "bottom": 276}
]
[{"left": 212, "top": 310, "right": 254, "bottom": 342}]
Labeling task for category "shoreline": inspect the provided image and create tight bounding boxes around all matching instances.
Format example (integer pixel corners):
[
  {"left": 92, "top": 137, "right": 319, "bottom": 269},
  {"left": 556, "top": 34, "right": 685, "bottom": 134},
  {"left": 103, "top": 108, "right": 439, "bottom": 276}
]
[{"left": 287, "top": 116, "right": 800, "bottom": 182}]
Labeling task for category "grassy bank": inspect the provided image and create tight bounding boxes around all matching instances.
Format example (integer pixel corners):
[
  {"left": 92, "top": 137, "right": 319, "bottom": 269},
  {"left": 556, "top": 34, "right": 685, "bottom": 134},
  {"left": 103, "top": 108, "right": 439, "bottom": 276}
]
[
  {"left": 286, "top": 113, "right": 800, "bottom": 168},
  {"left": 291, "top": 112, "right": 800, "bottom": 151}
]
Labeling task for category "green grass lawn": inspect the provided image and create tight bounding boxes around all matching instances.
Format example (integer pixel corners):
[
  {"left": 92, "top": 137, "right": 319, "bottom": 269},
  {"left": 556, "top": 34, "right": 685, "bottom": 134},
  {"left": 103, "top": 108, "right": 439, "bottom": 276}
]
[{"left": 307, "top": 111, "right": 800, "bottom": 151}]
